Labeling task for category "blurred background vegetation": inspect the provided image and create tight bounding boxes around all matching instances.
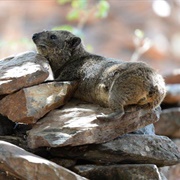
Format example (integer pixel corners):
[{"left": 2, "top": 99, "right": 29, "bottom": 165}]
[{"left": 0, "top": 0, "right": 180, "bottom": 75}]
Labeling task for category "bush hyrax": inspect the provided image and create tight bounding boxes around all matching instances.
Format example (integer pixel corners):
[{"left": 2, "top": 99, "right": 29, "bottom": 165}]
[{"left": 32, "top": 30, "right": 166, "bottom": 120}]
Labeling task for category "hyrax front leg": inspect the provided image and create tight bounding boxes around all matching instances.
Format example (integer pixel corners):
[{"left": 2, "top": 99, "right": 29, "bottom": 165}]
[{"left": 96, "top": 105, "right": 125, "bottom": 121}]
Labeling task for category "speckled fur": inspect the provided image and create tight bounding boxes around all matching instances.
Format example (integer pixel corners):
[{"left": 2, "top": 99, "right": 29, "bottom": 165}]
[{"left": 33, "top": 30, "right": 166, "bottom": 120}]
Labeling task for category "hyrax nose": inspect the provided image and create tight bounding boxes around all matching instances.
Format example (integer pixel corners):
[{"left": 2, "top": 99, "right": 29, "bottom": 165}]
[{"left": 32, "top": 33, "right": 39, "bottom": 41}]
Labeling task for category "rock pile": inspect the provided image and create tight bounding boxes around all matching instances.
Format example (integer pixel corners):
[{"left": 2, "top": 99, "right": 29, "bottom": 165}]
[
  {"left": 0, "top": 52, "right": 179, "bottom": 180},
  {"left": 154, "top": 70, "right": 180, "bottom": 180}
]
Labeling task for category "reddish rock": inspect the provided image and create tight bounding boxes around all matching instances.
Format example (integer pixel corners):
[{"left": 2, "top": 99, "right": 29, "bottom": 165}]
[
  {"left": 0, "top": 81, "right": 77, "bottom": 124},
  {"left": 154, "top": 108, "right": 180, "bottom": 138},
  {"left": 0, "top": 141, "right": 87, "bottom": 180},
  {"left": 0, "top": 170, "right": 20, "bottom": 180},
  {"left": 163, "top": 84, "right": 180, "bottom": 104},
  {"left": 164, "top": 70, "right": 180, "bottom": 84},
  {"left": 0, "top": 51, "right": 51, "bottom": 95},
  {"left": 27, "top": 99, "right": 160, "bottom": 149}
]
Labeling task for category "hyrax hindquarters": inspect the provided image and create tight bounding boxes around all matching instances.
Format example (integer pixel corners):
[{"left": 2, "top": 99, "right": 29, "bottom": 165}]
[{"left": 32, "top": 30, "right": 166, "bottom": 120}]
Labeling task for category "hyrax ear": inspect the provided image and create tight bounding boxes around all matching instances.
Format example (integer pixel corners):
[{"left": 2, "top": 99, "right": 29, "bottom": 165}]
[{"left": 69, "top": 37, "right": 81, "bottom": 48}]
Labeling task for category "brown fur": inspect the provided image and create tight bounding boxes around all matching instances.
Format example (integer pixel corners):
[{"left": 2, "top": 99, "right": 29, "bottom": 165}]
[{"left": 32, "top": 30, "right": 166, "bottom": 120}]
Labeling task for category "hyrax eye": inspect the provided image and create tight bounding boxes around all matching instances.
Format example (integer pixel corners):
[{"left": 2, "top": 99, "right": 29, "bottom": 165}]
[{"left": 50, "top": 35, "right": 57, "bottom": 40}]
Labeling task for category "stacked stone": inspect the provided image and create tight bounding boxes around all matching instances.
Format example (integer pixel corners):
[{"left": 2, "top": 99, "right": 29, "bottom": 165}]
[
  {"left": 0, "top": 52, "right": 179, "bottom": 180},
  {"left": 154, "top": 71, "right": 180, "bottom": 180}
]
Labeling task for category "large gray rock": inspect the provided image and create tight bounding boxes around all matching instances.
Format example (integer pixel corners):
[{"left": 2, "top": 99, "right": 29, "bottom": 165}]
[
  {"left": 0, "top": 141, "right": 87, "bottom": 180},
  {"left": 0, "top": 81, "right": 77, "bottom": 124},
  {"left": 73, "top": 164, "right": 162, "bottom": 180},
  {"left": 27, "top": 99, "right": 160, "bottom": 148},
  {"left": 0, "top": 51, "right": 51, "bottom": 95},
  {"left": 154, "top": 108, "right": 180, "bottom": 138},
  {"left": 49, "top": 134, "right": 180, "bottom": 167},
  {"left": 159, "top": 139, "right": 180, "bottom": 180}
]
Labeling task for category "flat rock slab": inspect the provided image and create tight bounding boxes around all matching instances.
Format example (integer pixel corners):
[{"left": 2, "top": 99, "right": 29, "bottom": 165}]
[
  {"left": 0, "top": 141, "right": 87, "bottom": 180},
  {"left": 50, "top": 134, "right": 180, "bottom": 167},
  {"left": 0, "top": 81, "right": 77, "bottom": 124},
  {"left": 0, "top": 51, "right": 51, "bottom": 95},
  {"left": 27, "top": 99, "right": 160, "bottom": 148},
  {"left": 160, "top": 139, "right": 180, "bottom": 180},
  {"left": 73, "top": 164, "right": 162, "bottom": 180},
  {"left": 154, "top": 108, "right": 180, "bottom": 138}
]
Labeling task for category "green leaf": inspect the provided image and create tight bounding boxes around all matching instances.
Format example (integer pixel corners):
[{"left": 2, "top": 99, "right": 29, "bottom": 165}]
[
  {"left": 71, "top": 0, "right": 87, "bottom": 9},
  {"left": 67, "top": 9, "right": 80, "bottom": 21},
  {"left": 52, "top": 25, "right": 83, "bottom": 38},
  {"left": 134, "top": 29, "right": 144, "bottom": 39},
  {"left": 57, "top": 0, "right": 72, "bottom": 5},
  {"left": 52, "top": 25, "right": 74, "bottom": 32},
  {"left": 96, "top": 0, "right": 110, "bottom": 18},
  {"left": 86, "top": 44, "right": 93, "bottom": 52}
]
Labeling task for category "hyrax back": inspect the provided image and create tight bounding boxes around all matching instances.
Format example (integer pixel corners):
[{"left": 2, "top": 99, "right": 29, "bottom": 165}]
[
  {"left": 32, "top": 30, "right": 166, "bottom": 120},
  {"left": 97, "top": 62, "right": 165, "bottom": 120}
]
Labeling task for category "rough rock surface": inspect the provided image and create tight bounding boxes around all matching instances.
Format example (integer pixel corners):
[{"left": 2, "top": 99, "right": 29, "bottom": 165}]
[
  {"left": 0, "top": 81, "right": 77, "bottom": 124},
  {"left": 154, "top": 108, "right": 180, "bottom": 138},
  {"left": 49, "top": 134, "right": 180, "bottom": 167},
  {"left": 159, "top": 139, "right": 180, "bottom": 180},
  {"left": 0, "top": 141, "right": 87, "bottom": 180},
  {"left": 0, "top": 51, "right": 51, "bottom": 95},
  {"left": 73, "top": 164, "right": 162, "bottom": 180},
  {"left": 0, "top": 170, "right": 21, "bottom": 180},
  {"left": 27, "top": 99, "right": 160, "bottom": 148}
]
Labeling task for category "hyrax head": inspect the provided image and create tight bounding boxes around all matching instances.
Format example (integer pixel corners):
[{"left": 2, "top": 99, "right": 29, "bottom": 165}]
[{"left": 32, "top": 30, "right": 82, "bottom": 59}]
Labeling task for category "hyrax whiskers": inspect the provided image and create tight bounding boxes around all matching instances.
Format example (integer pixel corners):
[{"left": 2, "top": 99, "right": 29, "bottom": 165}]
[{"left": 32, "top": 30, "right": 166, "bottom": 120}]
